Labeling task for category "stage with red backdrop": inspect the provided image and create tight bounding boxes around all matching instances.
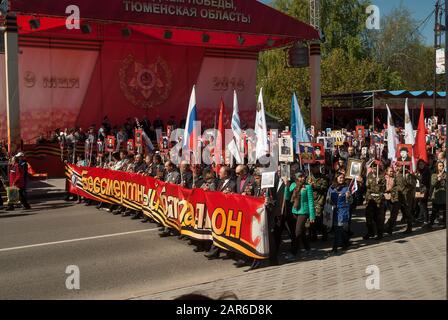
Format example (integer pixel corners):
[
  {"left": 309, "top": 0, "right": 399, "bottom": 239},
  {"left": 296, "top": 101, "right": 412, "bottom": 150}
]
[{"left": 1, "top": 0, "right": 318, "bottom": 176}]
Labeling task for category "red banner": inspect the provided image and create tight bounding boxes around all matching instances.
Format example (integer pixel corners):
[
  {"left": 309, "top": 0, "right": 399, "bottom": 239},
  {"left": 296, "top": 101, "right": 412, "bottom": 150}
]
[{"left": 66, "top": 164, "right": 268, "bottom": 259}]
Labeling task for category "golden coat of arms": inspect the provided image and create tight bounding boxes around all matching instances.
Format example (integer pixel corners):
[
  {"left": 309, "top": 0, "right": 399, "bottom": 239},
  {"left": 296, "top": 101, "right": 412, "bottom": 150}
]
[{"left": 119, "top": 55, "right": 173, "bottom": 110}]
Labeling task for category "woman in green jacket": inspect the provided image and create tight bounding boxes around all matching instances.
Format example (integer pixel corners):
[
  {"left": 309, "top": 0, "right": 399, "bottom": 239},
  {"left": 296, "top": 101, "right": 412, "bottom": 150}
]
[
  {"left": 429, "top": 161, "right": 446, "bottom": 228},
  {"left": 284, "top": 172, "right": 315, "bottom": 257}
]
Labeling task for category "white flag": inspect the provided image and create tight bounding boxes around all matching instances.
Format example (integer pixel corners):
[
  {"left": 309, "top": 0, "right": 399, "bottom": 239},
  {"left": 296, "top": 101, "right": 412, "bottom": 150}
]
[
  {"left": 404, "top": 98, "right": 415, "bottom": 145},
  {"left": 228, "top": 90, "right": 244, "bottom": 164},
  {"left": 255, "top": 88, "right": 269, "bottom": 160},
  {"left": 386, "top": 105, "right": 398, "bottom": 161},
  {"left": 404, "top": 98, "right": 416, "bottom": 171}
]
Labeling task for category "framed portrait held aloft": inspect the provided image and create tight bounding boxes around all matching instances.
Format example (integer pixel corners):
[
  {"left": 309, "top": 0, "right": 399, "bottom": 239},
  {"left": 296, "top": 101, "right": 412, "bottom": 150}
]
[{"left": 346, "top": 158, "right": 363, "bottom": 181}]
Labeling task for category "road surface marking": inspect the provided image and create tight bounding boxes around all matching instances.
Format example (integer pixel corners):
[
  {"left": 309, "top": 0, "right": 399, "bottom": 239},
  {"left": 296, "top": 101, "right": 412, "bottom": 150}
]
[{"left": 0, "top": 228, "right": 159, "bottom": 253}]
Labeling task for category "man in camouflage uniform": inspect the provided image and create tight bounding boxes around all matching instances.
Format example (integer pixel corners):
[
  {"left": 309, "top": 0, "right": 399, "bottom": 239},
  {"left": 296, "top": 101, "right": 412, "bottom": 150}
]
[
  {"left": 307, "top": 164, "right": 329, "bottom": 241},
  {"left": 363, "top": 167, "right": 386, "bottom": 240},
  {"left": 390, "top": 164, "right": 416, "bottom": 234}
]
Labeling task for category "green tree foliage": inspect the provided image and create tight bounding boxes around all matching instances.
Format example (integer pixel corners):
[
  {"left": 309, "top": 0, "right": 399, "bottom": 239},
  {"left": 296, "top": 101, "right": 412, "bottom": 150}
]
[
  {"left": 368, "top": 5, "right": 443, "bottom": 90},
  {"left": 257, "top": 0, "right": 432, "bottom": 125}
]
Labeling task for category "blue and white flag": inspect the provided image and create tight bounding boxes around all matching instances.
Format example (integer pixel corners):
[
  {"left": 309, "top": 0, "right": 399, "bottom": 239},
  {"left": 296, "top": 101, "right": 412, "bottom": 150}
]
[
  {"left": 291, "top": 93, "right": 310, "bottom": 154},
  {"left": 228, "top": 90, "right": 244, "bottom": 163}
]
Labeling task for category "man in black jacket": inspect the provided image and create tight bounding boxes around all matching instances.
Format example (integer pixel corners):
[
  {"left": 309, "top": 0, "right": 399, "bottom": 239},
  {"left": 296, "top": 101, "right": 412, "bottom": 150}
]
[
  {"left": 236, "top": 165, "right": 255, "bottom": 195},
  {"left": 205, "top": 166, "right": 236, "bottom": 259}
]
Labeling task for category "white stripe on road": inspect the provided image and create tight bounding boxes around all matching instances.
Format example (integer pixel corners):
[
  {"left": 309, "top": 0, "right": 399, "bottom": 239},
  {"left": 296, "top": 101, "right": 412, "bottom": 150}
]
[{"left": 0, "top": 228, "right": 159, "bottom": 253}]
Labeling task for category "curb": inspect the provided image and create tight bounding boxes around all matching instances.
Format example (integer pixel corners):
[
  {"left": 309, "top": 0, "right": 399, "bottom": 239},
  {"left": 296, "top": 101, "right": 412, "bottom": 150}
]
[{"left": 27, "top": 191, "right": 66, "bottom": 201}]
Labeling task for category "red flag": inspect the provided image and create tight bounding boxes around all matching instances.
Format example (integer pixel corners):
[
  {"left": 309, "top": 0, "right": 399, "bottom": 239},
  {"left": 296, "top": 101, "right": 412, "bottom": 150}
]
[
  {"left": 214, "top": 99, "right": 226, "bottom": 174},
  {"left": 413, "top": 104, "right": 428, "bottom": 164}
]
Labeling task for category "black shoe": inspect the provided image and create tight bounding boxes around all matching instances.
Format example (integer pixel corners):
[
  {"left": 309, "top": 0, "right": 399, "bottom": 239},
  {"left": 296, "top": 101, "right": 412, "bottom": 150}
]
[
  {"left": 204, "top": 252, "right": 219, "bottom": 260},
  {"left": 269, "top": 259, "right": 279, "bottom": 266},
  {"left": 222, "top": 253, "right": 234, "bottom": 260},
  {"left": 248, "top": 260, "right": 262, "bottom": 271},
  {"left": 234, "top": 259, "right": 248, "bottom": 268},
  {"left": 403, "top": 229, "right": 412, "bottom": 234},
  {"left": 23, "top": 206, "right": 32, "bottom": 210},
  {"left": 159, "top": 231, "right": 171, "bottom": 237},
  {"left": 5, "top": 207, "right": 14, "bottom": 211},
  {"left": 193, "top": 247, "right": 205, "bottom": 253},
  {"left": 141, "top": 217, "right": 150, "bottom": 223},
  {"left": 363, "top": 234, "right": 373, "bottom": 240},
  {"left": 330, "top": 247, "right": 338, "bottom": 254},
  {"left": 375, "top": 235, "right": 383, "bottom": 241},
  {"left": 131, "top": 214, "right": 140, "bottom": 220},
  {"left": 342, "top": 241, "right": 352, "bottom": 250},
  {"left": 112, "top": 210, "right": 121, "bottom": 215}
]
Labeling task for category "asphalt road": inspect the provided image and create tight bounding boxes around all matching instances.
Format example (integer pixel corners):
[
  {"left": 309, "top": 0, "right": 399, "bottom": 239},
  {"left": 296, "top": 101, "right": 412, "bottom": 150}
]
[{"left": 0, "top": 200, "right": 242, "bottom": 300}]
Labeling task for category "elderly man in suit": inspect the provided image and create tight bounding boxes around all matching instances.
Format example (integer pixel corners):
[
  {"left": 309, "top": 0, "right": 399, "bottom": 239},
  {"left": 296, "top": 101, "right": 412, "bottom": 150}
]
[
  {"left": 159, "top": 161, "right": 181, "bottom": 237},
  {"left": 235, "top": 165, "right": 255, "bottom": 195},
  {"left": 205, "top": 166, "right": 236, "bottom": 259}
]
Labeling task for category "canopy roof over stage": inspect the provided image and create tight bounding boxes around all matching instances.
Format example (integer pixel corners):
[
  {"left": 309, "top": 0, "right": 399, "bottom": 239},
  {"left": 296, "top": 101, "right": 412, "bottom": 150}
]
[{"left": 5, "top": 0, "right": 319, "bottom": 51}]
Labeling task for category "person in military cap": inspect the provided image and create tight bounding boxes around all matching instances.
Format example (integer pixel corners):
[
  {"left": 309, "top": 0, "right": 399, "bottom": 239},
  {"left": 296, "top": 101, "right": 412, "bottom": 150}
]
[
  {"left": 363, "top": 164, "right": 386, "bottom": 240},
  {"left": 307, "top": 163, "right": 329, "bottom": 241},
  {"left": 398, "top": 146, "right": 412, "bottom": 162}
]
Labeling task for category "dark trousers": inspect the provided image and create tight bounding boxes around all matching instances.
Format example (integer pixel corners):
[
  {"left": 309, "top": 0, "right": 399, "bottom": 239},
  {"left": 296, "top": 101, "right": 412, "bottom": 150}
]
[
  {"left": 292, "top": 215, "right": 310, "bottom": 255},
  {"left": 309, "top": 212, "right": 328, "bottom": 241},
  {"left": 273, "top": 202, "right": 297, "bottom": 254},
  {"left": 365, "top": 200, "right": 385, "bottom": 237},
  {"left": 415, "top": 199, "right": 429, "bottom": 222},
  {"left": 431, "top": 203, "right": 446, "bottom": 226},
  {"left": 333, "top": 226, "right": 349, "bottom": 249},
  {"left": 386, "top": 201, "right": 412, "bottom": 232}
]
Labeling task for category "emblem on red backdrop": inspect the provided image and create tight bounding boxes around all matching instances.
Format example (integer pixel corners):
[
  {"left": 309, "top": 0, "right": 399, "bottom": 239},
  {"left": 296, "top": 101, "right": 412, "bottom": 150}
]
[
  {"left": 135, "top": 129, "right": 143, "bottom": 147},
  {"left": 105, "top": 136, "right": 116, "bottom": 153},
  {"left": 119, "top": 55, "right": 173, "bottom": 110}
]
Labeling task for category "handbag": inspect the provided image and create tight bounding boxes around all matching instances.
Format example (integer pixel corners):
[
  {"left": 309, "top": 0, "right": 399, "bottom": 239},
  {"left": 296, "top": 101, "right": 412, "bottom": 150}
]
[
  {"left": 7, "top": 186, "right": 19, "bottom": 204},
  {"left": 323, "top": 190, "right": 334, "bottom": 228}
]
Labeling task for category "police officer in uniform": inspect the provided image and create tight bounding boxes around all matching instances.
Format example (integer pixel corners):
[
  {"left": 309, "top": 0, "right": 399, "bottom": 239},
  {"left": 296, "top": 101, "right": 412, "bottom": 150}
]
[{"left": 363, "top": 166, "right": 386, "bottom": 240}]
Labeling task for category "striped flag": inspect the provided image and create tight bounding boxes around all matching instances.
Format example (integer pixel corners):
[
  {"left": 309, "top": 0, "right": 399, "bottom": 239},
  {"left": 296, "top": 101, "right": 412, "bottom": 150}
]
[
  {"left": 228, "top": 90, "right": 244, "bottom": 164},
  {"left": 349, "top": 178, "right": 358, "bottom": 194},
  {"left": 183, "top": 85, "right": 199, "bottom": 151}
]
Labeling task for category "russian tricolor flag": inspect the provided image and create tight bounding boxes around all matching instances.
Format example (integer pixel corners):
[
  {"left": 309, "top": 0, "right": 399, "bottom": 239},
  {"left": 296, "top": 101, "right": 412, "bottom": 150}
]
[{"left": 183, "top": 85, "right": 198, "bottom": 151}]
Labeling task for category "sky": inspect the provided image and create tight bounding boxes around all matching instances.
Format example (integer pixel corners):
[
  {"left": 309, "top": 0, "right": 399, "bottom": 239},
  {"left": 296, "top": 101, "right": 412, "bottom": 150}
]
[{"left": 260, "top": 0, "right": 437, "bottom": 45}]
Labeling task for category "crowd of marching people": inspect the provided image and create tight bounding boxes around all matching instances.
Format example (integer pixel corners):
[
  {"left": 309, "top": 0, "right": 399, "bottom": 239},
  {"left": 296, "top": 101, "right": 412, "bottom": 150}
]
[{"left": 58, "top": 112, "right": 447, "bottom": 271}]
